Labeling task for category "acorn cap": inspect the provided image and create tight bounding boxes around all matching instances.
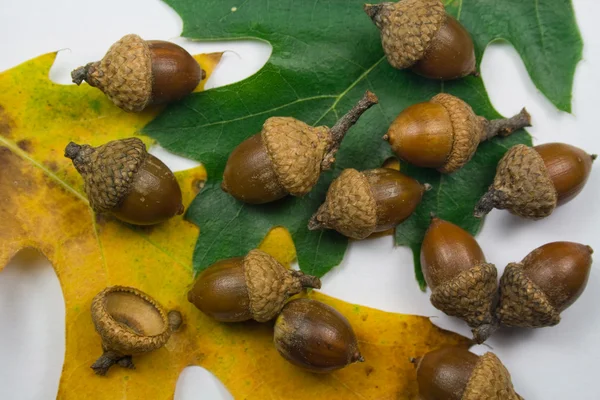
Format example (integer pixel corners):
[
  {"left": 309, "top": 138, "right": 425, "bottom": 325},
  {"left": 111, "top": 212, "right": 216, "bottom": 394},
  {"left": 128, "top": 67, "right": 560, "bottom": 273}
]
[
  {"left": 243, "top": 249, "right": 321, "bottom": 322},
  {"left": 308, "top": 169, "right": 377, "bottom": 239},
  {"left": 65, "top": 138, "right": 147, "bottom": 213},
  {"left": 463, "top": 352, "right": 522, "bottom": 400},
  {"left": 90, "top": 286, "right": 174, "bottom": 356},
  {"left": 430, "top": 263, "right": 498, "bottom": 342},
  {"left": 73, "top": 34, "right": 153, "bottom": 112},
  {"left": 476, "top": 144, "right": 558, "bottom": 219},
  {"left": 431, "top": 93, "right": 483, "bottom": 173},
  {"left": 496, "top": 262, "right": 561, "bottom": 328},
  {"left": 261, "top": 117, "right": 332, "bottom": 197},
  {"left": 364, "top": 0, "right": 446, "bottom": 69}
]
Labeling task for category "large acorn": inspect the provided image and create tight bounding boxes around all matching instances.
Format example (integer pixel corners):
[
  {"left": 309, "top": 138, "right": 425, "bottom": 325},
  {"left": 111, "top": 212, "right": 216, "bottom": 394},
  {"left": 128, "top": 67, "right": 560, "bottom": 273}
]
[
  {"left": 90, "top": 286, "right": 183, "bottom": 375},
  {"left": 65, "top": 138, "right": 184, "bottom": 225},
  {"left": 497, "top": 241, "right": 593, "bottom": 328},
  {"left": 421, "top": 217, "right": 498, "bottom": 343},
  {"left": 308, "top": 168, "right": 430, "bottom": 239},
  {"left": 72, "top": 34, "right": 204, "bottom": 112},
  {"left": 364, "top": 0, "right": 477, "bottom": 80},
  {"left": 384, "top": 93, "right": 531, "bottom": 173},
  {"left": 221, "top": 91, "right": 378, "bottom": 204},
  {"left": 414, "top": 347, "right": 522, "bottom": 400},
  {"left": 187, "top": 249, "right": 321, "bottom": 322},
  {"left": 475, "top": 143, "right": 596, "bottom": 219}
]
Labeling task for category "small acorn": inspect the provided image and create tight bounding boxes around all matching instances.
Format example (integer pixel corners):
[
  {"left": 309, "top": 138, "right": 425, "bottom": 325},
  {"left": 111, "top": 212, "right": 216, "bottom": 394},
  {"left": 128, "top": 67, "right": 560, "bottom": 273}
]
[
  {"left": 364, "top": 0, "right": 477, "bottom": 80},
  {"left": 221, "top": 91, "right": 379, "bottom": 204},
  {"left": 384, "top": 93, "right": 531, "bottom": 173},
  {"left": 497, "top": 242, "right": 593, "bottom": 328},
  {"left": 413, "top": 347, "right": 522, "bottom": 400},
  {"left": 273, "top": 298, "right": 363, "bottom": 373},
  {"left": 475, "top": 143, "right": 596, "bottom": 219},
  {"left": 421, "top": 217, "right": 498, "bottom": 343},
  {"left": 308, "top": 168, "right": 430, "bottom": 239},
  {"left": 90, "top": 286, "right": 183, "bottom": 375},
  {"left": 187, "top": 249, "right": 321, "bottom": 322},
  {"left": 65, "top": 138, "right": 184, "bottom": 225},
  {"left": 72, "top": 34, "right": 205, "bottom": 112}
]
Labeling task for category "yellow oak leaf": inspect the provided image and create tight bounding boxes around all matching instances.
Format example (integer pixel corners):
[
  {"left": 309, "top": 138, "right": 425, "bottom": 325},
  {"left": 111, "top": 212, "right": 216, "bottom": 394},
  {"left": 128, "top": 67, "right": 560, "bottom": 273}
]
[{"left": 0, "top": 53, "right": 471, "bottom": 400}]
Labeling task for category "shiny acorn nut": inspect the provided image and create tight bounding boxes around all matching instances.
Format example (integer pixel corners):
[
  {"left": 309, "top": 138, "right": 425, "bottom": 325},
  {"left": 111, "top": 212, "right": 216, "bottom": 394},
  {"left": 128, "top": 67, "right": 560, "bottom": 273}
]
[
  {"left": 414, "top": 347, "right": 522, "bottom": 400},
  {"left": 421, "top": 217, "right": 498, "bottom": 343},
  {"left": 497, "top": 242, "right": 593, "bottom": 328},
  {"left": 274, "top": 298, "right": 364, "bottom": 373},
  {"left": 364, "top": 0, "right": 477, "bottom": 80},
  {"left": 221, "top": 91, "right": 379, "bottom": 204},
  {"left": 384, "top": 93, "right": 531, "bottom": 173},
  {"left": 187, "top": 249, "right": 321, "bottom": 322},
  {"left": 65, "top": 138, "right": 184, "bottom": 225},
  {"left": 90, "top": 286, "right": 183, "bottom": 375},
  {"left": 475, "top": 143, "right": 596, "bottom": 219},
  {"left": 308, "top": 168, "right": 430, "bottom": 239},
  {"left": 71, "top": 34, "right": 204, "bottom": 112}
]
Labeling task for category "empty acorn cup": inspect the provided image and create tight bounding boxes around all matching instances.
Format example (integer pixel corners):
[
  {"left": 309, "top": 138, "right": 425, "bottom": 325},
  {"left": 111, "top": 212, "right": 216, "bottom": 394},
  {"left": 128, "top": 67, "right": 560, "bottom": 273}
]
[{"left": 90, "top": 286, "right": 183, "bottom": 375}]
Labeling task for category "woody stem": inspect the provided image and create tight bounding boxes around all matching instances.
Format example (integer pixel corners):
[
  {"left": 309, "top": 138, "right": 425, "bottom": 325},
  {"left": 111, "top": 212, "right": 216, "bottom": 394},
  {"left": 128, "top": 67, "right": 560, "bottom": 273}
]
[
  {"left": 480, "top": 108, "right": 532, "bottom": 142},
  {"left": 292, "top": 270, "right": 322, "bottom": 289}
]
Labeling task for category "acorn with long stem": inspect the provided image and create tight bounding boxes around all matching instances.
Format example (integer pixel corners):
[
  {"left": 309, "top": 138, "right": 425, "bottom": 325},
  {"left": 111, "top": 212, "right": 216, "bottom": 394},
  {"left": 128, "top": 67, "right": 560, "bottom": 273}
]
[{"left": 221, "top": 91, "right": 379, "bottom": 204}]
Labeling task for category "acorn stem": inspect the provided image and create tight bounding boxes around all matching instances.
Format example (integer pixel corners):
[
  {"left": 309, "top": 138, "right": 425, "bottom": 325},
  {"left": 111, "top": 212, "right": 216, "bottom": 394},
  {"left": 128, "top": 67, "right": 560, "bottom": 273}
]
[
  {"left": 481, "top": 108, "right": 532, "bottom": 142},
  {"left": 64, "top": 142, "right": 82, "bottom": 159},
  {"left": 71, "top": 63, "right": 94, "bottom": 85},
  {"left": 472, "top": 320, "right": 499, "bottom": 344},
  {"left": 91, "top": 350, "right": 134, "bottom": 376},
  {"left": 308, "top": 205, "right": 327, "bottom": 231},
  {"left": 363, "top": 4, "right": 384, "bottom": 27},
  {"left": 292, "top": 270, "right": 322, "bottom": 289},
  {"left": 474, "top": 189, "right": 502, "bottom": 218}
]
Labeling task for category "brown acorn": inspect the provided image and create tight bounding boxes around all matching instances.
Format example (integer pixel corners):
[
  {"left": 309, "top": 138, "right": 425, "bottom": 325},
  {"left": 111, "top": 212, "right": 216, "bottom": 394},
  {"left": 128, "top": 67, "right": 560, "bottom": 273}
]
[
  {"left": 65, "top": 138, "right": 184, "bottom": 225},
  {"left": 308, "top": 168, "right": 430, "bottom": 239},
  {"left": 414, "top": 347, "right": 522, "bottom": 400},
  {"left": 421, "top": 217, "right": 498, "bottom": 343},
  {"left": 475, "top": 143, "right": 596, "bottom": 219},
  {"left": 221, "top": 91, "right": 379, "bottom": 204},
  {"left": 273, "top": 298, "right": 363, "bottom": 373},
  {"left": 187, "top": 249, "right": 321, "bottom": 322},
  {"left": 90, "top": 286, "right": 183, "bottom": 375},
  {"left": 384, "top": 93, "right": 531, "bottom": 173},
  {"left": 72, "top": 34, "right": 204, "bottom": 112},
  {"left": 364, "top": 0, "right": 477, "bottom": 80},
  {"left": 497, "top": 242, "right": 593, "bottom": 328}
]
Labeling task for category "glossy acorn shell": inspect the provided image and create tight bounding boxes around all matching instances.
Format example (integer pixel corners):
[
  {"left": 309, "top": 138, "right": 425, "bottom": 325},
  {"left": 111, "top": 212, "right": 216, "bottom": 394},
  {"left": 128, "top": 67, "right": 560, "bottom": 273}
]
[
  {"left": 416, "top": 347, "right": 478, "bottom": 400},
  {"left": 274, "top": 298, "right": 363, "bottom": 373},
  {"left": 412, "top": 16, "right": 477, "bottom": 80},
  {"left": 112, "top": 153, "right": 184, "bottom": 225},
  {"left": 534, "top": 142, "right": 595, "bottom": 205}
]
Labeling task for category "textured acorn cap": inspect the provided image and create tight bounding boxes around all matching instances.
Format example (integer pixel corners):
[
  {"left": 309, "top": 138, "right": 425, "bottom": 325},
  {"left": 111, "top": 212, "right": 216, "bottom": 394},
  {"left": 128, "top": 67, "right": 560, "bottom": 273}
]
[
  {"left": 308, "top": 169, "right": 377, "bottom": 239},
  {"left": 364, "top": 0, "right": 446, "bottom": 70},
  {"left": 476, "top": 144, "right": 558, "bottom": 219},
  {"left": 73, "top": 34, "right": 153, "bottom": 112},
  {"left": 463, "top": 352, "right": 522, "bottom": 400},
  {"left": 261, "top": 117, "right": 331, "bottom": 197},
  {"left": 243, "top": 249, "right": 321, "bottom": 322},
  {"left": 90, "top": 286, "right": 174, "bottom": 356},
  {"left": 431, "top": 93, "right": 483, "bottom": 173},
  {"left": 65, "top": 138, "right": 147, "bottom": 213},
  {"left": 496, "top": 262, "right": 561, "bottom": 328},
  {"left": 430, "top": 263, "right": 498, "bottom": 342}
]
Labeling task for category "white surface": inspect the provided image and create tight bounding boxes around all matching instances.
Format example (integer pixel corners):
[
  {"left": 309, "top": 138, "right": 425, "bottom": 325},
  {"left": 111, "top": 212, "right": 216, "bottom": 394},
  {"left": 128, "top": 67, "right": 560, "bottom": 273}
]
[{"left": 0, "top": 0, "right": 599, "bottom": 399}]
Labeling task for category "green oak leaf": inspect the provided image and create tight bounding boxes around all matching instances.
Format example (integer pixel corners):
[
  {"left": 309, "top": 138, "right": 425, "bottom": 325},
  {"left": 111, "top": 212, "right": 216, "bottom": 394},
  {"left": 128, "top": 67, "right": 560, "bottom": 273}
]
[{"left": 144, "top": 0, "right": 579, "bottom": 285}]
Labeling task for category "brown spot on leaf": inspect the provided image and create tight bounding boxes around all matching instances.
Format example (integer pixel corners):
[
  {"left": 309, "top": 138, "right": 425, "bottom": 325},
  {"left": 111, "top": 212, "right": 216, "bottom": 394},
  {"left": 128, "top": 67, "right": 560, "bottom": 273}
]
[
  {"left": 365, "top": 366, "right": 375, "bottom": 376},
  {"left": 46, "top": 160, "right": 59, "bottom": 173},
  {"left": 361, "top": 314, "right": 369, "bottom": 322},
  {"left": 0, "top": 105, "right": 15, "bottom": 138},
  {"left": 17, "top": 139, "right": 33, "bottom": 153}
]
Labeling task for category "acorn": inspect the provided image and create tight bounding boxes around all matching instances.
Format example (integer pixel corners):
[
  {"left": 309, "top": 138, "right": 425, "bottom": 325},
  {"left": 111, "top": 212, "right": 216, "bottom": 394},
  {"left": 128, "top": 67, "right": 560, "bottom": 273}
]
[
  {"left": 384, "top": 93, "right": 531, "bottom": 173},
  {"left": 71, "top": 34, "right": 204, "bottom": 112},
  {"left": 364, "top": 0, "right": 477, "bottom": 80},
  {"left": 221, "top": 91, "right": 379, "bottom": 204},
  {"left": 273, "top": 298, "right": 363, "bottom": 373},
  {"left": 413, "top": 347, "right": 522, "bottom": 400},
  {"left": 187, "top": 249, "right": 321, "bottom": 322},
  {"left": 90, "top": 286, "right": 183, "bottom": 375},
  {"left": 496, "top": 242, "right": 593, "bottom": 328},
  {"left": 308, "top": 168, "right": 430, "bottom": 239},
  {"left": 65, "top": 138, "right": 184, "bottom": 225},
  {"left": 421, "top": 217, "right": 498, "bottom": 343},
  {"left": 475, "top": 143, "right": 596, "bottom": 219}
]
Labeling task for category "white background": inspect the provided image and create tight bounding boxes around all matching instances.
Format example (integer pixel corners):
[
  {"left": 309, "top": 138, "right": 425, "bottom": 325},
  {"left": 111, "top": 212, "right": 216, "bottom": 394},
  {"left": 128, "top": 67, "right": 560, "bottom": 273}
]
[{"left": 0, "top": 0, "right": 599, "bottom": 399}]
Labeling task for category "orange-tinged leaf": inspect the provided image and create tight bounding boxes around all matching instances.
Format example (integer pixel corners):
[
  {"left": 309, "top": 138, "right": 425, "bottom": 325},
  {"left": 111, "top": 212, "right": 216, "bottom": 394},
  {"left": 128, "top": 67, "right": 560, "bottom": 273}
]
[{"left": 0, "top": 53, "right": 471, "bottom": 399}]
